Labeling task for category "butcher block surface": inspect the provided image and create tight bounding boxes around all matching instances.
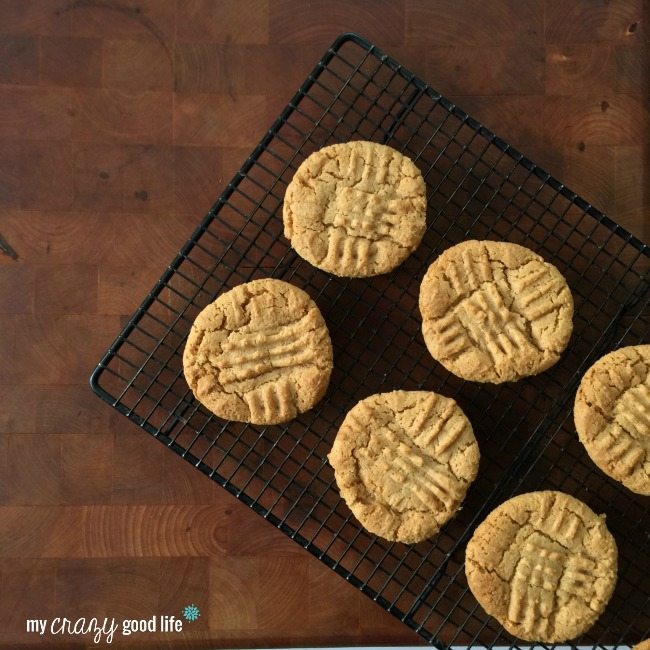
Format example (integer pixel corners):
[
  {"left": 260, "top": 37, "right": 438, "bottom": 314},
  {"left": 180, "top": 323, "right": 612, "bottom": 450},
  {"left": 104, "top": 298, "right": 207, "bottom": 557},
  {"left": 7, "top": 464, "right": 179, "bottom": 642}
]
[{"left": 0, "top": 1, "right": 647, "bottom": 648}]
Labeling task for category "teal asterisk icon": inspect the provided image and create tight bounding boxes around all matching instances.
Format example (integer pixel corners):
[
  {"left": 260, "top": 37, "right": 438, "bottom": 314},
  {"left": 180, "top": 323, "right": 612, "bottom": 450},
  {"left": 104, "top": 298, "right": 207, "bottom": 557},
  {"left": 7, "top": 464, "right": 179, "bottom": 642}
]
[{"left": 182, "top": 603, "right": 200, "bottom": 623}]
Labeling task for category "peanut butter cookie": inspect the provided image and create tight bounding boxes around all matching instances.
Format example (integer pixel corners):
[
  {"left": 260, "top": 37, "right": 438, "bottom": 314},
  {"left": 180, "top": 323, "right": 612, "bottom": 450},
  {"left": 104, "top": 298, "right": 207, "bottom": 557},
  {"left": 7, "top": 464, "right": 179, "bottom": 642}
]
[
  {"left": 419, "top": 240, "right": 573, "bottom": 383},
  {"left": 465, "top": 491, "right": 617, "bottom": 643},
  {"left": 283, "top": 141, "right": 427, "bottom": 277},
  {"left": 328, "top": 390, "right": 479, "bottom": 544},
  {"left": 574, "top": 344, "right": 650, "bottom": 495},
  {"left": 183, "top": 279, "right": 333, "bottom": 425}
]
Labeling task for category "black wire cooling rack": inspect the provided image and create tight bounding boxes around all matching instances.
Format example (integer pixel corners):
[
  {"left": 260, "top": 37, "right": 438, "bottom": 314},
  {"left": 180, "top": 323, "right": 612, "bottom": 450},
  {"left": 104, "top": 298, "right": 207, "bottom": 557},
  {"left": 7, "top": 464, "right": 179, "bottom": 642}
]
[{"left": 90, "top": 33, "right": 649, "bottom": 649}]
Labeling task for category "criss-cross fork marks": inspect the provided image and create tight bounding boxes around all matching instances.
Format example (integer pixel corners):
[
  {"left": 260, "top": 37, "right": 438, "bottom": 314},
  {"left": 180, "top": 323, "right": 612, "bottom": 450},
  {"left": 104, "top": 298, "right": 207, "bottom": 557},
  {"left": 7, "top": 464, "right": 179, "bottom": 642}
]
[
  {"left": 319, "top": 144, "right": 423, "bottom": 256},
  {"left": 508, "top": 537, "right": 597, "bottom": 638},
  {"left": 437, "top": 283, "right": 534, "bottom": 365},
  {"left": 360, "top": 434, "right": 462, "bottom": 513},
  {"left": 287, "top": 142, "right": 426, "bottom": 276},
  {"left": 508, "top": 543, "right": 563, "bottom": 633},
  {"left": 350, "top": 398, "right": 471, "bottom": 515},
  {"left": 432, "top": 247, "right": 568, "bottom": 368},
  {"left": 594, "top": 381, "right": 650, "bottom": 474},
  {"left": 434, "top": 246, "right": 522, "bottom": 365},
  {"left": 329, "top": 187, "right": 401, "bottom": 239},
  {"left": 507, "top": 505, "right": 598, "bottom": 639}
]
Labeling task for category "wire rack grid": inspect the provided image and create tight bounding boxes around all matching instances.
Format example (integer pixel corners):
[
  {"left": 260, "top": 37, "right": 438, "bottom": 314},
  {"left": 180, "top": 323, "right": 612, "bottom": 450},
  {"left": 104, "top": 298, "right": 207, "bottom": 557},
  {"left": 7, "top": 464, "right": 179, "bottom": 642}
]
[{"left": 90, "top": 33, "right": 649, "bottom": 649}]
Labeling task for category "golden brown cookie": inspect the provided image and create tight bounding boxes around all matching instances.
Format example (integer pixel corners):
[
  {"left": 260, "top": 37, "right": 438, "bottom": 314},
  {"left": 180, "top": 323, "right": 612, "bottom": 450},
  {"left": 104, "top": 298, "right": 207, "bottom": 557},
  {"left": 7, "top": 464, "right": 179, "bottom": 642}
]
[
  {"left": 419, "top": 240, "right": 573, "bottom": 383},
  {"left": 328, "top": 390, "right": 479, "bottom": 544},
  {"left": 574, "top": 345, "right": 650, "bottom": 495},
  {"left": 465, "top": 491, "right": 617, "bottom": 643},
  {"left": 633, "top": 639, "right": 650, "bottom": 650},
  {"left": 183, "top": 278, "right": 333, "bottom": 425},
  {"left": 283, "top": 141, "right": 427, "bottom": 277}
]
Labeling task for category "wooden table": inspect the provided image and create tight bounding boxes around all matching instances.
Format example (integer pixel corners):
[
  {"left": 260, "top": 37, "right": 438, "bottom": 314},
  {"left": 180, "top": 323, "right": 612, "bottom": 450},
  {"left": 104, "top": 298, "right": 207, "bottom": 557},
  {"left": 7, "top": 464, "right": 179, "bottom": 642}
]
[{"left": 0, "top": 1, "right": 647, "bottom": 648}]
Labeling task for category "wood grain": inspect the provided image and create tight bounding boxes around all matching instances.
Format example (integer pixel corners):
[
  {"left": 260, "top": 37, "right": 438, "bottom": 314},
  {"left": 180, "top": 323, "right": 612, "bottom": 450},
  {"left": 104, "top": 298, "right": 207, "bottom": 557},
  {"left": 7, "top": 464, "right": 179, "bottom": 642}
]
[
  {"left": 0, "top": 86, "right": 75, "bottom": 140},
  {"left": 0, "top": 559, "right": 58, "bottom": 646},
  {"left": 40, "top": 36, "right": 103, "bottom": 87},
  {"left": 0, "top": 0, "right": 72, "bottom": 37},
  {"left": 562, "top": 145, "right": 616, "bottom": 215},
  {"left": 73, "top": 88, "right": 173, "bottom": 144},
  {"left": 104, "top": 38, "right": 175, "bottom": 91},
  {"left": 0, "top": 263, "right": 34, "bottom": 313},
  {"left": 0, "top": 0, "right": 647, "bottom": 647},
  {"left": 35, "top": 263, "right": 98, "bottom": 314},
  {"left": 0, "top": 34, "right": 39, "bottom": 84},
  {"left": 173, "top": 145, "right": 225, "bottom": 215},
  {"left": 406, "top": 0, "right": 543, "bottom": 46},
  {"left": 177, "top": 0, "right": 269, "bottom": 44},
  {"left": 542, "top": 94, "right": 647, "bottom": 146},
  {"left": 545, "top": 43, "right": 616, "bottom": 95},
  {"left": 545, "top": 0, "right": 643, "bottom": 43},
  {"left": 34, "top": 385, "right": 113, "bottom": 434},
  {"left": 426, "top": 45, "right": 545, "bottom": 95},
  {"left": 174, "top": 93, "right": 269, "bottom": 147},
  {"left": 270, "top": 0, "right": 405, "bottom": 46},
  {"left": 68, "top": 0, "right": 176, "bottom": 42},
  {"left": 0, "top": 141, "right": 74, "bottom": 209},
  {"left": 615, "top": 145, "right": 648, "bottom": 240}
]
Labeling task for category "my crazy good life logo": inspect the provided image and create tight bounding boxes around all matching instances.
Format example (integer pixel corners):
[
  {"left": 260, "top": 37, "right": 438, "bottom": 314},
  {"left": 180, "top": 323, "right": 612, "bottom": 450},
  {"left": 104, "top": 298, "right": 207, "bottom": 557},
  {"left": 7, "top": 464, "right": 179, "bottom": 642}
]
[{"left": 25, "top": 604, "right": 201, "bottom": 644}]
